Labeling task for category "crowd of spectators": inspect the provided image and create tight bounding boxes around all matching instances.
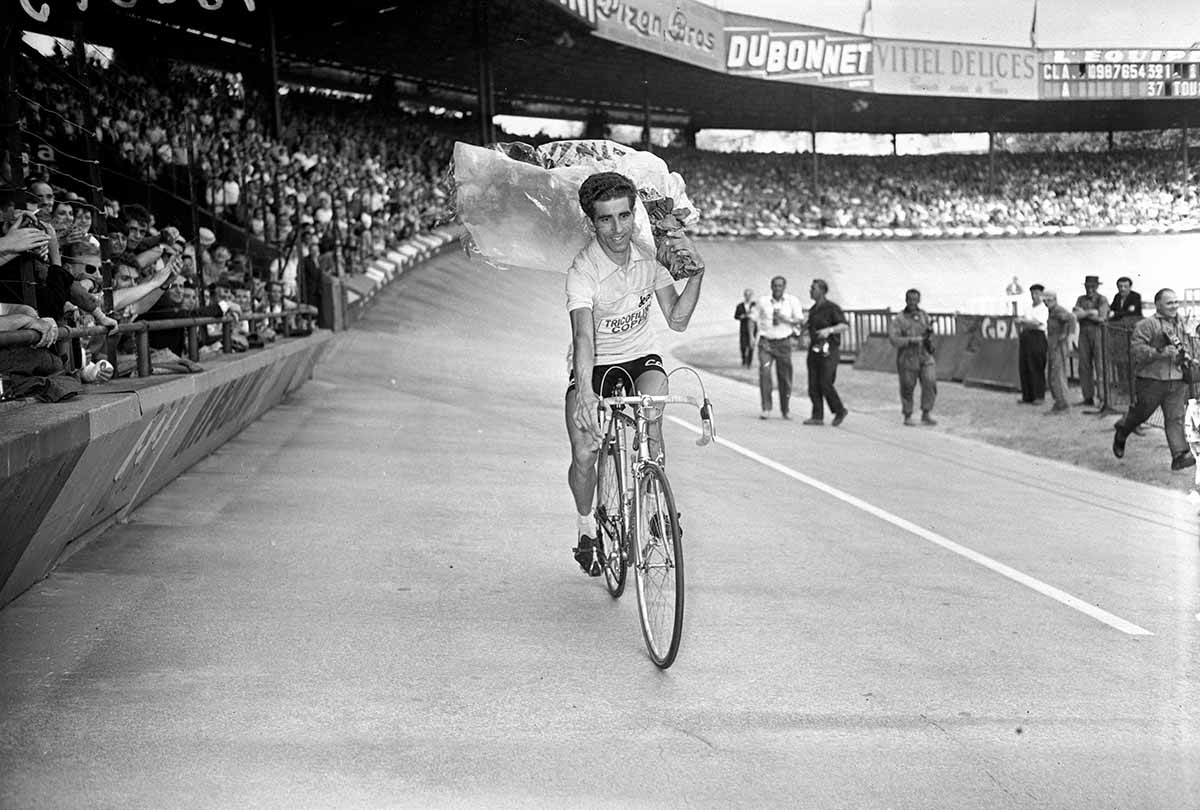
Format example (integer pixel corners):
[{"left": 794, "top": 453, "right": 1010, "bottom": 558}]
[
  {"left": 4, "top": 44, "right": 465, "bottom": 389},
  {"left": 660, "top": 147, "right": 1200, "bottom": 237}
]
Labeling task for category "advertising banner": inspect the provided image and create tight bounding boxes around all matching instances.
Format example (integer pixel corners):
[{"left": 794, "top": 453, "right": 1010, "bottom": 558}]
[
  {"left": 874, "top": 39, "right": 1038, "bottom": 99},
  {"left": 555, "top": 0, "right": 725, "bottom": 72},
  {"left": 722, "top": 13, "right": 873, "bottom": 89}
]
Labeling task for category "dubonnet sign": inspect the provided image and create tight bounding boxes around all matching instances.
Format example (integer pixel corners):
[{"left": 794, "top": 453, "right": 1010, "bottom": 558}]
[{"left": 723, "top": 14, "right": 873, "bottom": 89}]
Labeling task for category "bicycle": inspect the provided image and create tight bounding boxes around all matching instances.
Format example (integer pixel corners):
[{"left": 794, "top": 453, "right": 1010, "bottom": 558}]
[{"left": 592, "top": 367, "right": 716, "bottom": 668}]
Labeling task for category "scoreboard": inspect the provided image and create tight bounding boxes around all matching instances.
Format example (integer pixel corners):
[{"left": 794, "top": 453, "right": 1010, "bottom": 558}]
[{"left": 1040, "top": 49, "right": 1200, "bottom": 99}]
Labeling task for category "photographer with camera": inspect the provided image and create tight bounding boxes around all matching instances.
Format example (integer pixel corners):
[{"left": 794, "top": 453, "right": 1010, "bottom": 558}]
[
  {"left": 0, "top": 207, "right": 119, "bottom": 336},
  {"left": 888, "top": 288, "right": 938, "bottom": 426},
  {"left": 1112, "top": 289, "right": 1200, "bottom": 471}
]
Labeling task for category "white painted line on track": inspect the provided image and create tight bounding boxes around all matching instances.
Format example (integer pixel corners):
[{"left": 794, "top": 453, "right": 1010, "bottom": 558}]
[{"left": 666, "top": 415, "right": 1154, "bottom": 637}]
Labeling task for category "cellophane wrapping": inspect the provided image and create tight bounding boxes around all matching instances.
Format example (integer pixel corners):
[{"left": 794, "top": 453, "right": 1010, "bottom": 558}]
[{"left": 450, "top": 139, "right": 701, "bottom": 277}]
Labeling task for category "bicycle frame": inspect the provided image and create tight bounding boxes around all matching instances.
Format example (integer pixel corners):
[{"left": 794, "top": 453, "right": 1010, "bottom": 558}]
[
  {"left": 598, "top": 388, "right": 715, "bottom": 541},
  {"left": 594, "top": 383, "right": 715, "bottom": 667}
]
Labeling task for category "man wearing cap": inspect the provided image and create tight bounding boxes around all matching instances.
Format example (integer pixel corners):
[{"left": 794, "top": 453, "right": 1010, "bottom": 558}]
[
  {"left": 1014, "top": 283, "right": 1048, "bottom": 405},
  {"left": 1072, "top": 275, "right": 1109, "bottom": 407}
]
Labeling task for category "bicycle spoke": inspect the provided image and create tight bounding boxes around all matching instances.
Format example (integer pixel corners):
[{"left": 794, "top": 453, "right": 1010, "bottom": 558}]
[
  {"left": 596, "top": 426, "right": 628, "bottom": 597},
  {"left": 634, "top": 465, "right": 684, "bottom": 668}
]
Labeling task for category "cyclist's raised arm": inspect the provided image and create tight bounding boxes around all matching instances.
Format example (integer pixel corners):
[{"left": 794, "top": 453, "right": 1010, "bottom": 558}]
[
  {"left": 570, "top": 306, "right": 602, "bottom": 440},
  {"left": 656, "top": 267, "right": 705, "bottom": 332}
]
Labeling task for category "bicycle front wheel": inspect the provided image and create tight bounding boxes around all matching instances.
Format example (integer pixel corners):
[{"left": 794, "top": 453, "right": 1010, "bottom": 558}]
[
  {"left": 633, "top": 464, "right": 684, "bottom": 668},
  {"left": 596, "top": 432, "right": 628, "bottom": 598}
]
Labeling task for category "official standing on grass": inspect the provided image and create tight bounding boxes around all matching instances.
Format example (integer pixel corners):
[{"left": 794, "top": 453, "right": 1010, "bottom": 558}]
[
  {"left": 803, "top": 278, "right": 850, "bottom": 427},
  {"left": 755, "top": 276, "right": 804, "bottom": 419},
  {"left": 1041, "top": 290, "right": 1075, "bottom": 415},
  {"left": 888, "top": 288, "right": 937, "bottom": 426},
  {"left": 1014, "top": 283, "right": 1048, "bottom": 406},
  {"left": 734, "top": 288, "right": 758, "bottom": 368},
  {"left": 1072, "top": 275, "right": 1108, "bottom": 407}
]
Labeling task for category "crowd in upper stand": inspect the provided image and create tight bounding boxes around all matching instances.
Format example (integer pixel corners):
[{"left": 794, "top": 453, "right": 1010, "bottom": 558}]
[{"left": 660, "top": 147, "right": 1199, "bottom": 237}]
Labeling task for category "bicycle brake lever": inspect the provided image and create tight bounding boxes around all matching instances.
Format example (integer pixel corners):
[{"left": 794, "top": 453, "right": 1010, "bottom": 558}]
[{"left": 697, "top": 399, "right": 715, "bottom": 446}]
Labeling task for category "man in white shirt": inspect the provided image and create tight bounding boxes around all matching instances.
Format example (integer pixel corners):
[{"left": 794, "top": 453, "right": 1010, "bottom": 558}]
[
  {"left": 1014, "top": 282, "right": 1048, "bottom": 405},
  {"left": 755, "top": 275, "right": 805, "bottom": 420}
]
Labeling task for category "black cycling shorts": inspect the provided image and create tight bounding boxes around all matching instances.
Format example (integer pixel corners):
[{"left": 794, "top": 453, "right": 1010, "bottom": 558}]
[{"left": 567, "top": 354, "right": 664, "bottom": 397}]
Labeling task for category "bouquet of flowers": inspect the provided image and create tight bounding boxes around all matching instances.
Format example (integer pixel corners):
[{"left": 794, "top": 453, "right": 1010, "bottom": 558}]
[{"left": 449, "top": 139, "right": 702, "bottom": 277}]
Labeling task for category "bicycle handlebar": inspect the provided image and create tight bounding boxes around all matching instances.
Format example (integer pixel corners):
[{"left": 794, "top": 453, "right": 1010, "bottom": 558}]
[{"left": 598, "top": 393, "right": 717, "bottom": 447}]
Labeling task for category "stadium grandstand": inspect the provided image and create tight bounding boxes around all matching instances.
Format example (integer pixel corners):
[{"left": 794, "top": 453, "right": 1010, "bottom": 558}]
[{"left": 2, "top": 1, "right": 1200, "bottom": 804}]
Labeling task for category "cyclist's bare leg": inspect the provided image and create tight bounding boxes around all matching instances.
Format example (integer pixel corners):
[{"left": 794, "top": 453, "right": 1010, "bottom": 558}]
[
  {"left": 635, "top": 368, "right": 668, "bottom": 464},
  {"left": 565, "top": 386, "right": 600, "bottom": 517}
]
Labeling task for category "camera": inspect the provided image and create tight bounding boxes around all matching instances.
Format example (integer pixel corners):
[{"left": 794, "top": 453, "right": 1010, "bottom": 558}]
[{"left": 1173, "top": 336, "right": 1191, "bottom": 364}]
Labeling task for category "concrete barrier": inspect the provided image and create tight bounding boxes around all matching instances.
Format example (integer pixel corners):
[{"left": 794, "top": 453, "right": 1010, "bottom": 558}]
[
  {"left": 933, "top": 334, "right": 970, "bottom": 381},
  {"left": 962, "top": 338, "right": 1020, "bottom": 390},
  {"left": 852, "top": 335, "right": 896, "bottom": 373},
  {"left": 0, "top": 332, "right": 331, "bottom": 607}
]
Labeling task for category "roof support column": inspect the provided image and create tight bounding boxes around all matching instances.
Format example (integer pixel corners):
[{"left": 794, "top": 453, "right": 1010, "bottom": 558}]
[
  {"left": 0, "top": 5, "right": 23, "bottom": 202},
  {"left": 474, "top": 0, "right": 496, "bottom": 145},
  {"left": 810, "top": 90, "right": 819, "bottom": 193},
  {"left": 263, "top": 0, "right": 282, "bottom": 141},
  {"left": 1184, "top": 119, "right": 1190, "bottom": 198},
  {"left": 641, "top": 57, "right": 651, "bottom": 151},
  {"left": 71, "top": 22, "right": 111, "bottom": 305},
  {"left": 987, "top": 131, "right": 996, "bottom": 196}
]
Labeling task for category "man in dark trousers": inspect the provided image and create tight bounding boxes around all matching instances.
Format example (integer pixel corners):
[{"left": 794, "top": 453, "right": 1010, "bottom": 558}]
[
  {"left": 1014, "top": 283, "right": 1048, "bottom": 405},
  {"left": 733, "top": 287, "right": 757, "bottom": 368},
  {"left": 803, "top": 278, "right": 850, "bottom": 426},
  {"left": 1112, "top": 289, "right": 1199, "bottom": 472}
]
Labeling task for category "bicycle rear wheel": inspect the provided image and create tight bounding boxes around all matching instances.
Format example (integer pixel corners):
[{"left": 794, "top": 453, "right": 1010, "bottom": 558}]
[
  {"left": 596, "top": 427, "right": 628, "bottom": 598},
  {"left": 633, "top": 464, "right": 684, "bottom": 668}
]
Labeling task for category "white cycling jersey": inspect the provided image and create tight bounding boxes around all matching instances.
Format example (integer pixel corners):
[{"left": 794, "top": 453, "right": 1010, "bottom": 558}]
[{"left": 565, "top": 237, "right": 675, "bottom": 365}]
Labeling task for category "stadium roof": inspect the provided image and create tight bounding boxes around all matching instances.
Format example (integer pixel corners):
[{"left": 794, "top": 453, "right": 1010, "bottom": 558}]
[{"left": 23, "top": 0, "right": 1200, "bottom": 135}]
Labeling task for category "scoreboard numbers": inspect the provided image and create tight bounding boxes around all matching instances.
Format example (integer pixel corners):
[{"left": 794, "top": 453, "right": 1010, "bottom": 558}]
[{"left": 1040, "top": 54, "right": 1200, "bottom": 99}]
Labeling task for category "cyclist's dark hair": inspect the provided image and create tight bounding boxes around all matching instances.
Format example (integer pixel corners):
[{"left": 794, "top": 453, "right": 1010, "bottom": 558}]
[
  {"left": 578, "top": 172, "right": 637, "bottom": 220},
  {"left": 812, "top": 278, "right": 829, "bottom": 294}
]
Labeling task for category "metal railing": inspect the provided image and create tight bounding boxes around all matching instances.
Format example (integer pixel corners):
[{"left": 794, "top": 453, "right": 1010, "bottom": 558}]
[
  {"left": 844, "top": 308, "right": 959, "bottom": 356},
  {"left": 0, "top": 309, "right": 317, "bottom": 381}
]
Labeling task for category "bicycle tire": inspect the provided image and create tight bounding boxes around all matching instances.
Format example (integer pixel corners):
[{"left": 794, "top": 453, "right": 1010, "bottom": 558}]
[
  {"left": 596, "top": 420, "right": 629, "bottom": 598},
  {"left": 633, "top": 464, "right": 684, "bottom": 668}
]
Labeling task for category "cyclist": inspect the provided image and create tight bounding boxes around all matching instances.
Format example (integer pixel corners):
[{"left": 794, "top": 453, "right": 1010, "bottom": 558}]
[{"left": 565, "top": 172, "right": 705, "bottom": 575}]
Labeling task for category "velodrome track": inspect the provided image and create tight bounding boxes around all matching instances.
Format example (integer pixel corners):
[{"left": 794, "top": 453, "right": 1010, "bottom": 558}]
[{"left": 1, "top": 241, "right": 1198, "bottom": 809}]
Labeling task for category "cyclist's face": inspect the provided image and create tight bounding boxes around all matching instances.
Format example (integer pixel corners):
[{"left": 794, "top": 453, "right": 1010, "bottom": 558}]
[{"left": 591, "top": 196, "right": 634, "bottom": 262}]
